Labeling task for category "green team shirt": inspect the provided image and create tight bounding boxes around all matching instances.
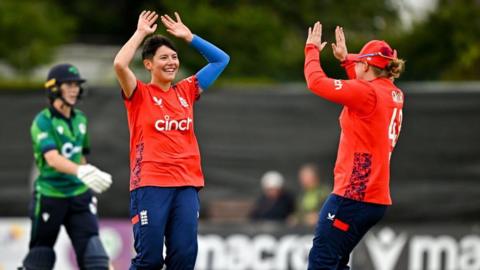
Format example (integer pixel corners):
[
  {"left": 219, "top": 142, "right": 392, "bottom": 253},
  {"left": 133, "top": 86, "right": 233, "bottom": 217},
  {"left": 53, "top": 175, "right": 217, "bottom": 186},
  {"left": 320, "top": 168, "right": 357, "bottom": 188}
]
[{"left": 30, "top": 107, "right": 90, "bottom": 197}]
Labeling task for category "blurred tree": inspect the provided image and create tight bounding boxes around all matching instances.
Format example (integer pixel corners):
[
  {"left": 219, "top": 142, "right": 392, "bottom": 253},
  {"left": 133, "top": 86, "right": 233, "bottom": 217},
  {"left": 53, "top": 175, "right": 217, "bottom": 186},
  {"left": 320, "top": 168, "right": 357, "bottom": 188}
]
[
  {"left": 51, "top": 0, "right": 162, "bottom": 44},
  {"left": 0, "top": 0, "right": 75, "bottom": 75},
  {"left": 160, "top": 2, "right": 304, "bottom": 81},
  {"left": 395, "top": 0, "right": 480, "bottom": 80},
  {"left": 155, "top": 0, "right": 401, "bottom": 81},
  {"left": 0, "top": 0, "right": 403, "bottom": 80}
]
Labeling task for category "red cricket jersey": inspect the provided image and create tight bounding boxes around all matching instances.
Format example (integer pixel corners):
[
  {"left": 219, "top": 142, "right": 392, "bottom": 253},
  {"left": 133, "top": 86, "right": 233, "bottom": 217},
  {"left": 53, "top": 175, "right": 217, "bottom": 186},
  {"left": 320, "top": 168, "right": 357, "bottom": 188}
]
[
  {"left": 304, "top": 44, "right": 404, "bottom": 205},
  {"left": 123, "top": 76, "right": 204, "bottom": 191}
]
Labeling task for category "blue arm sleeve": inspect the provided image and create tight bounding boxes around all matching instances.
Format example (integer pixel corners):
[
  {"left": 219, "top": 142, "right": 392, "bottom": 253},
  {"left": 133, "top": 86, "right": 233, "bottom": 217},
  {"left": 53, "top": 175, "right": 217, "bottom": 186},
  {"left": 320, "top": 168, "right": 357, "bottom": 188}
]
[{"left": 191, "top": 35, "right": 230, "bottom": 90}]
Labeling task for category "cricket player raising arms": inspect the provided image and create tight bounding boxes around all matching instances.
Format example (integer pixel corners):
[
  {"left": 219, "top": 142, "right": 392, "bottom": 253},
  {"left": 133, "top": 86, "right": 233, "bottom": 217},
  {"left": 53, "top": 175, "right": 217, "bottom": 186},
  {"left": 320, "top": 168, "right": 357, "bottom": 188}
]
[
  {"left": 304, "top": 22, "right": 405, "bottom": 269},
  {"left": 113, "top": 10, "right": 229, "bottom": 270},
  {"left": 21, "top": 64, "right": 112, "bottom": 269}
]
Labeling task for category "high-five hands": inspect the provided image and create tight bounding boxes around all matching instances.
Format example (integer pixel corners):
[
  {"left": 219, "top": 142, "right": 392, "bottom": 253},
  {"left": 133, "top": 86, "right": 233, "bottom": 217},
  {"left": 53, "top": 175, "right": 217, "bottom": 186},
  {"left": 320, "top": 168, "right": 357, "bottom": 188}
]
[
  {"left": 77, "top": 164, "right": 112, "bottom": 194},
  {"left": 137, "top": 10, "right": 159, "bottom": 36},
  {"left": 307, "top": 22, "right": 349, "bottom": 61},
  {"left": 306, "top": 22, "right": 327, "bottom": 51},
  {"left": 332, "top": 26, "right": 348, "bottom": 61},
  {"left": 160, "top": 12, "right": 194, "bottom": 42}
]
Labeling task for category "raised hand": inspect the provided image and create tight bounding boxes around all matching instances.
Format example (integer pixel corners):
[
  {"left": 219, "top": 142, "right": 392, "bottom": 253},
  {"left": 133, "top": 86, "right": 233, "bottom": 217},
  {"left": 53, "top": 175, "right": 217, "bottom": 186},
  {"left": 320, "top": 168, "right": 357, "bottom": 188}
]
[
  {"left": 137, "top": 10, "right": 158, "bottom": 35},
  {"left": 161, "top": 12, "right": 194, "bottom": 42},
  {"left": 332, "top": 26, "right": 348, "bottom": 61},
  {"left": 306, "top": 21, "right": 327, "bottom": 51}
]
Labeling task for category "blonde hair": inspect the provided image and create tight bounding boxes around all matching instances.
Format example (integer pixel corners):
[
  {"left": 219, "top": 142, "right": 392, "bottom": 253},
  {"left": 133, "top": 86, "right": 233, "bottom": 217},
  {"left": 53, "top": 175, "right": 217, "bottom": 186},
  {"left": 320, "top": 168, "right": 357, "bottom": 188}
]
[{"left": 371, "top": 58, "right": 406, "bottom": 79}]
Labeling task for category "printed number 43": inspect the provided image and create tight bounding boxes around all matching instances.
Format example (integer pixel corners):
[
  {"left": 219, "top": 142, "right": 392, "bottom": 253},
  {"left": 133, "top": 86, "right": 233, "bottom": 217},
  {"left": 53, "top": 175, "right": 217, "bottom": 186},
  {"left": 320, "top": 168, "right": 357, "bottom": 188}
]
[{"left": 388, "top": 108, "right": 403, "bottom": 148}]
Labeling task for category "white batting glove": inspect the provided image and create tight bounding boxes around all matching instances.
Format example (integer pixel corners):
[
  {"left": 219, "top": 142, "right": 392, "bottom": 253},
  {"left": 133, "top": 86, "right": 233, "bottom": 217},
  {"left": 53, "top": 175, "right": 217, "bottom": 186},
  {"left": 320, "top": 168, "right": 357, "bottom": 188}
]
[{"left": 77, "top": 164, "right": 113, "bottom": 194}]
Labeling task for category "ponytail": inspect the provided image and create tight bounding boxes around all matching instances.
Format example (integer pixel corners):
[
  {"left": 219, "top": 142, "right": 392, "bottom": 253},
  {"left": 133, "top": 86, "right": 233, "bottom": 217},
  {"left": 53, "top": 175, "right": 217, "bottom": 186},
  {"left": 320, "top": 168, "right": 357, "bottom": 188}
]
[
  {"left": 371, "top": 58, "right": 406, "bottom": 79},
  {"left": 386, "top": 58, "right": 405, "bottom": 79}
]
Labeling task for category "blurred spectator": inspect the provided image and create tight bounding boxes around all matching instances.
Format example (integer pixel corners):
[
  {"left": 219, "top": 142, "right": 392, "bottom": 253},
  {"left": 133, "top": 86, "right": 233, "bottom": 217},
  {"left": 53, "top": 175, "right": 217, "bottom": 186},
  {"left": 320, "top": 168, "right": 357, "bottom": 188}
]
[
  {"left": 292, "top": 163, "right": 330, "bottom": 226},
  {"left": 249, "top": 171, "right": 296, "bottom": 222}
]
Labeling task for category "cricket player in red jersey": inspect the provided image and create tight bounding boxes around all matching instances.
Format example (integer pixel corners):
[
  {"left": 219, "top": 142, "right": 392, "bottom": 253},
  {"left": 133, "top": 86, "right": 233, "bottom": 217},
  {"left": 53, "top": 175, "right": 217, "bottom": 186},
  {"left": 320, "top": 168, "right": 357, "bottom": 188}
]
[
  {"left": 304, "top": 22, "right": 405, "bottom": 269},
  {"left": 113, "top": 11, "right": 229, "bottom": 270}
]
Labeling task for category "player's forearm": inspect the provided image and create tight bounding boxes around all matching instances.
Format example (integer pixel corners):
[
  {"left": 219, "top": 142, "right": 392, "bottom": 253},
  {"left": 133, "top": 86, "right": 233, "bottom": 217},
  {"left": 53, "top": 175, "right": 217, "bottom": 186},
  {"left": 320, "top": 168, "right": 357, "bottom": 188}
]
[
  {"left": 341, "top": 60, "right": 357, "bottom": 79},
  {"left": 304, "top": 44, "right": 375, "bottom": 112},
  {"left": 191, "top": 35, "right": 230, "bottom": 90},
  {"left": 114, "top": 31, "right": 146, "bottom": 96},
  {"left": 191, "top": 35, "right": 229, "bottom": 64},
  {"left": 44, "top": 151, "right": 79, "bottom": 175},
  {"left": 304, "top": 44, "right": 329, "bottom": 94}
]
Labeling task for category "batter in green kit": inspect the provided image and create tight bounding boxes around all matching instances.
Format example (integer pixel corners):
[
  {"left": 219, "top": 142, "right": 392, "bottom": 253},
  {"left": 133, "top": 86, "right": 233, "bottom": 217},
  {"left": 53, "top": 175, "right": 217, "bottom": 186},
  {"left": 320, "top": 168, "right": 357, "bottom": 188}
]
[
  {"left": 31, "top": 107, "right": 90, "bottom": 197},
  {"left": 21, "top": 64, "right": 113, "bottom": 270}
]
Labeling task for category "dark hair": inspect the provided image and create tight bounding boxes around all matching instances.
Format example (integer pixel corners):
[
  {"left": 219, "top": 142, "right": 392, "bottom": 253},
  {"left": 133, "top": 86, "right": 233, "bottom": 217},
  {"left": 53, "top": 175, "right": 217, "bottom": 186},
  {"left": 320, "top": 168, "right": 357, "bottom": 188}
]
[
  {"left": 141, "top": 34, "right": 177, "bottom": 60},
  {"left": 371, "top": 58, "right": 406, "bottom": 79}
]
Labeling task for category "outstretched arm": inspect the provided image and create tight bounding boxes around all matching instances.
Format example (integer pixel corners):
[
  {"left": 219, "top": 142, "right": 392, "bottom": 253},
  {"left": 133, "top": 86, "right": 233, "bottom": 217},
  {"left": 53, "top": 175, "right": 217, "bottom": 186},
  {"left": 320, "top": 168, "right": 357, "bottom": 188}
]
[
  {"left": 161, "top": 12, "right": 229, "bottom": 92},
  {"left": 44, "top": 150, "right": 79, "bottom": 175},
  {"left": 191, "top": 35, "right": 230, "bottom": 91},
  {"left": 114, "top": 11, "right": 158, "bottom": 98},
  {"left": 44, "top": 150, "right": 112, "bottom": 194},
  {"left": 304, "top": 22, "right": 375, "bottom": 114}
]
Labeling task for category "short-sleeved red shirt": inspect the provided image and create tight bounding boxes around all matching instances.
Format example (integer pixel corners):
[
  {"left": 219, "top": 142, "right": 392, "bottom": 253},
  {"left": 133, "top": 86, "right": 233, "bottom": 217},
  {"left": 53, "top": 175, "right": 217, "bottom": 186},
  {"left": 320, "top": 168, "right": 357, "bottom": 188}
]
[
  {"left": 304, "top": 44, "right": 404, "bottom": 205},
  {"left": 123, "top": 76, "right": 204, "bottom": 191}
]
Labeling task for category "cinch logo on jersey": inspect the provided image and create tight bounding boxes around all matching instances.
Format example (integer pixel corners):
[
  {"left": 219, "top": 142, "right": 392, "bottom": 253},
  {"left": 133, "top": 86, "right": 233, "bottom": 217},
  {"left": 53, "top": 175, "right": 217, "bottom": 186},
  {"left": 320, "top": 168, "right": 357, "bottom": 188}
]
[
  {"left": 154, "top": 115, "right": 193, "bottom": 132},
  {"left": 61, "top": 142, "right": 82, "bottom": 158}
]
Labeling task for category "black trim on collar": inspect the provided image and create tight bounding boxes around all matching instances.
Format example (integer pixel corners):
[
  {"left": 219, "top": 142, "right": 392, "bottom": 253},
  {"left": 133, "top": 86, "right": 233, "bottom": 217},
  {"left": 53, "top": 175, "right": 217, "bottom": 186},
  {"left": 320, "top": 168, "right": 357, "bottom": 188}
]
[{"left": 49, "top": 106, "right": 76, "bottom": 120}]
